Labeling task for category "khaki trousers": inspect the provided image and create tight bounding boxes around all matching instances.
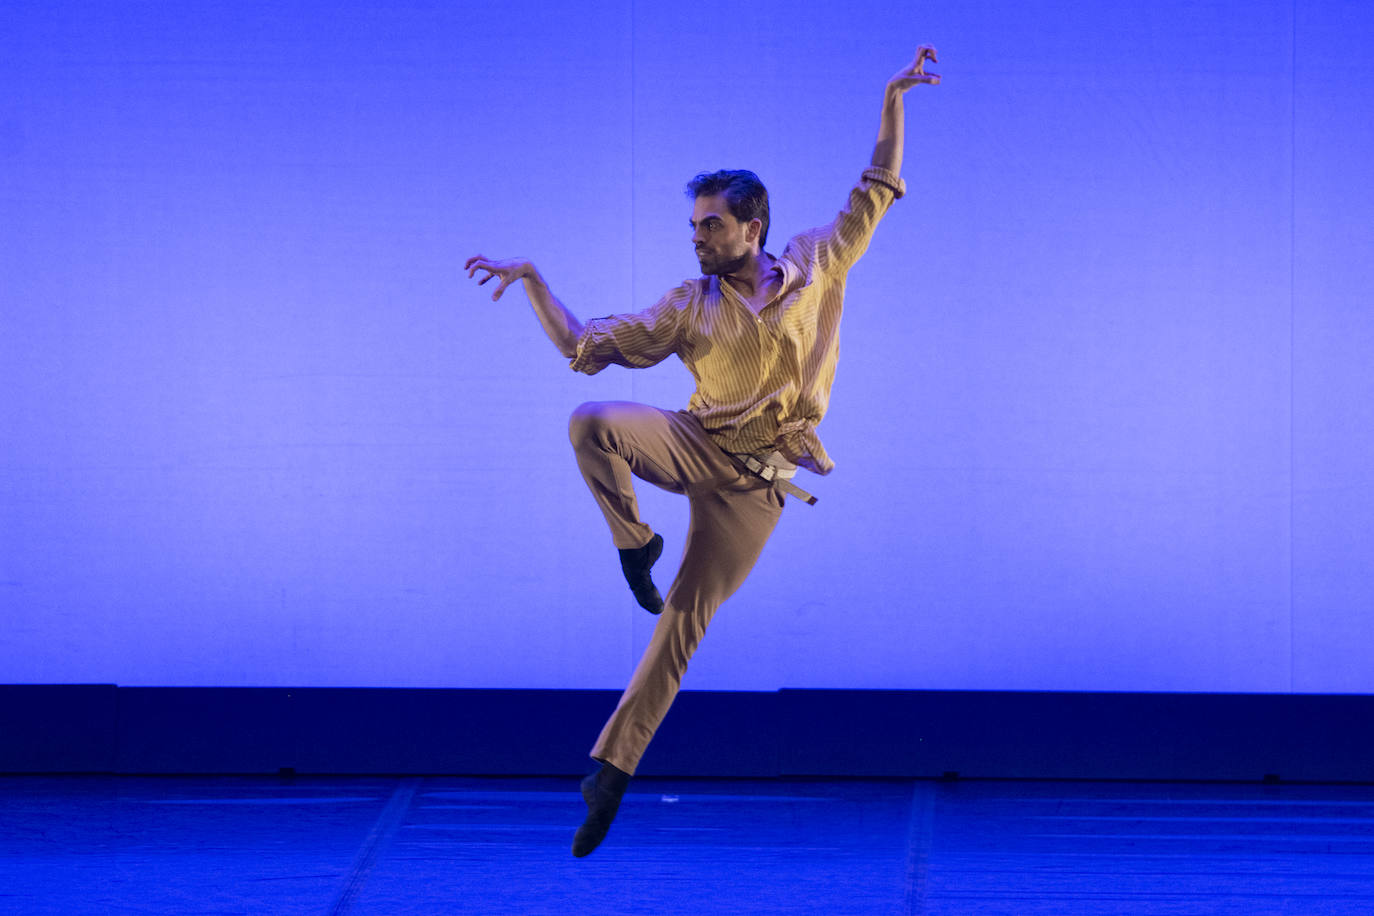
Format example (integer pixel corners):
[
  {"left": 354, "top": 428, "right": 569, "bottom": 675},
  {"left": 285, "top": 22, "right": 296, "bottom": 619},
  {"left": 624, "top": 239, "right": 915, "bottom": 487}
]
[{"left": 568, "top": 401, "right": 785, "bottom": 775}]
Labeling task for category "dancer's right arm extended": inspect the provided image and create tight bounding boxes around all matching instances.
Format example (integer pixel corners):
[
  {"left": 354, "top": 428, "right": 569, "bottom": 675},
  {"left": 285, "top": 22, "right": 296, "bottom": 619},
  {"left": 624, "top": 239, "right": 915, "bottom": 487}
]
[{"left": 465, "top": 255, "right": 584, "bottom": 358}]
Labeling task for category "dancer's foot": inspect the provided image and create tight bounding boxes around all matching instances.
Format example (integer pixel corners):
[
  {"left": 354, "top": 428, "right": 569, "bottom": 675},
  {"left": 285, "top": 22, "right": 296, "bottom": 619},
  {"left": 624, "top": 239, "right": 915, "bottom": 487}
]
[
  {"left": 618, "top": 533, "right": 664, "bottom": 614},
  {"left": 572, "top": 761, "right": 630, "bottom": 857}
]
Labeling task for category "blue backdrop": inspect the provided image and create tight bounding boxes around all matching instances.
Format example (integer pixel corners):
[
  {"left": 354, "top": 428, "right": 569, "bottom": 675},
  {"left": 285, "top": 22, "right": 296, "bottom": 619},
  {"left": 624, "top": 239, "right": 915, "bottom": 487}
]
[{"left": 2, "top": 0, "right": 1371, "bottom": 692}]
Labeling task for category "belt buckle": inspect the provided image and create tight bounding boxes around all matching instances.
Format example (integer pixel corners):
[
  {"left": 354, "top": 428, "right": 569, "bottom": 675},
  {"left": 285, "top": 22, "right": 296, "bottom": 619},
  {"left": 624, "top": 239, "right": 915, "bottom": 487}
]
[
  {"left": 741, "top": 454, "right": 769, "bottom": 480},
  {"left": 739, "top": 452, "right": 817, "bottom": 506}
]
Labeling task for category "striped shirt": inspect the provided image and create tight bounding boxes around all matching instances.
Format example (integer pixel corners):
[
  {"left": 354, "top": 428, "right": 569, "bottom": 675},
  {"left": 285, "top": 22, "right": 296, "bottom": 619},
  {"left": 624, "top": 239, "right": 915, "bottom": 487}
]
[{"left": 570, "top": 166, "right": 906, "bottom": 476}]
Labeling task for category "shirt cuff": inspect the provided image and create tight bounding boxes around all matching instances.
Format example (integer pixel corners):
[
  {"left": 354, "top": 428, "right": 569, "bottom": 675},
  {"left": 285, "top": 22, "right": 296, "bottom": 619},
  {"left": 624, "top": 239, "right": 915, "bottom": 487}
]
[
  {"left": 861, "top": 165, "right": 906, "bottom": 199},
  {"left": 568, "top": 324, "right": 599, "bottom": 375}
]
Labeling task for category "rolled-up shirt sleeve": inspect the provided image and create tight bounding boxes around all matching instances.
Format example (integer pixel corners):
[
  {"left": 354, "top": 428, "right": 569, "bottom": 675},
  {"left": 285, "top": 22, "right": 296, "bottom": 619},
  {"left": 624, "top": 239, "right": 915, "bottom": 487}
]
[
  {"left": 569, "top": 282, "right": 692, "bottom": 375},
  {"left": 813, "top": 166, "right": 907, "bottom": 277}
]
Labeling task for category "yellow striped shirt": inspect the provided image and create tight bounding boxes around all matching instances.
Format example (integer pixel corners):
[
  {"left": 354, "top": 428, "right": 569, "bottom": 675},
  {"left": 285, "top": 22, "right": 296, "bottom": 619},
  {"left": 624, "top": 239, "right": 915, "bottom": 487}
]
[{"left": 570, "top": 166, "right": 906, "bottom": 475}]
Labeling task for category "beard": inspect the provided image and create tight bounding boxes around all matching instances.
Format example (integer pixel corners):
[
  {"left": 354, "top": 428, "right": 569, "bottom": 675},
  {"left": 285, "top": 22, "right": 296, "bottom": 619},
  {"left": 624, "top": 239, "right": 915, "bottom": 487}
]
[{"left": 696, "top": 247, "right": 751, "bottom": 277}]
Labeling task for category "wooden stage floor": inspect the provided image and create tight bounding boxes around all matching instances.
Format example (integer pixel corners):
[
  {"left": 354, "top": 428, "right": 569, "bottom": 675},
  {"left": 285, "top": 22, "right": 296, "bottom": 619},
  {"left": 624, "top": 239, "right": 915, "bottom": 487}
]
[{"left": 2, "top": 775, "right": 1372, "bottom": 914}]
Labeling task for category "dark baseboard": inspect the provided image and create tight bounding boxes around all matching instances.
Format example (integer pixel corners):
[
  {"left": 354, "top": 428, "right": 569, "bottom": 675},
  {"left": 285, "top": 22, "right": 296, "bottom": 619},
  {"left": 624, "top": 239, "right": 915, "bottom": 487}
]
[{"left": 3, "top": 685, "right": 1371, "bottom": 782}]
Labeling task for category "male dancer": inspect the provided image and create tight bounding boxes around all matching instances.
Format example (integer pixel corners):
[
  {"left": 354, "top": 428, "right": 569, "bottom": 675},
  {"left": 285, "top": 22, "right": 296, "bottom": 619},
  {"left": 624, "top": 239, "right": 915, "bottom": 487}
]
[{"left": 466, "top": 47, "right": 939, "bottom": 857}]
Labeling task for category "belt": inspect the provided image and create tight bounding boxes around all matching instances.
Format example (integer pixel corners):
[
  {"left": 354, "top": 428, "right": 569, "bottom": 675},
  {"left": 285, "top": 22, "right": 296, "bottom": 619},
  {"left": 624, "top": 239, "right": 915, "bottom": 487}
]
[{"left": 738, "top": 451, "right": 818, "bottom": 506}]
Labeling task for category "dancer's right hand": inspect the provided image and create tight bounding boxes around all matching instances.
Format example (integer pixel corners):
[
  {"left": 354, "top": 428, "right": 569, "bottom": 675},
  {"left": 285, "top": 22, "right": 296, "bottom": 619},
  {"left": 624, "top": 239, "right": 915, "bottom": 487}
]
[{"left": 465, "top": 255, "right": 530, "bottom": 301}]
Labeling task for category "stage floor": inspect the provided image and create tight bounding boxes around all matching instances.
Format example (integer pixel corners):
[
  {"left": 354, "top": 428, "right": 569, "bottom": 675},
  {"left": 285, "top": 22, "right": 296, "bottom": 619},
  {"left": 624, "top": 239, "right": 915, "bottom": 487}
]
[{"left": 2, "top": 775, "right": 1372, "bottom": 914}]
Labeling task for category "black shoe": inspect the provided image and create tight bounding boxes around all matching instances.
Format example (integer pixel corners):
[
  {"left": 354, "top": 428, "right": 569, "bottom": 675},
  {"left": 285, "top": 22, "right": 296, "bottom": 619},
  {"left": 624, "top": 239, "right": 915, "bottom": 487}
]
[
  {"left": 618, "top": 533, "right": 664, "bottom": 614},
  {"left": 572, "top": 761, "right": 630, "bottom": 857}
]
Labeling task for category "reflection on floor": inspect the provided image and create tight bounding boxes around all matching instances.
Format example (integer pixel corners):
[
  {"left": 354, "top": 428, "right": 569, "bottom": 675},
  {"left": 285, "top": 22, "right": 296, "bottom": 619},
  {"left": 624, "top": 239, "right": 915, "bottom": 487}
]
[{"left": 2, "top": 775, "right": 1372, "bottom": 914}]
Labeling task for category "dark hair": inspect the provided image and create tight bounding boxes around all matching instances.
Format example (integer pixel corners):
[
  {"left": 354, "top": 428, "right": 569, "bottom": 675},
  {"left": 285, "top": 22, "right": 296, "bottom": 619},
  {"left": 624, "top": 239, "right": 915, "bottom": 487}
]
[{"left": 685, "top": 169, "right": 770, "bottom": 248}]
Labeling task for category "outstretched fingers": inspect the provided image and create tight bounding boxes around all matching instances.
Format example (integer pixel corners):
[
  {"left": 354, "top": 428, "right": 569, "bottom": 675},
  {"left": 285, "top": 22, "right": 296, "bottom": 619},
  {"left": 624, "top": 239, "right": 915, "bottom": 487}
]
[
  {"left": 465, "top": 254, "right": 490, "bottom": 279},
  {"left": 463, "top": 254, "right": 526, "bottom": 300}
]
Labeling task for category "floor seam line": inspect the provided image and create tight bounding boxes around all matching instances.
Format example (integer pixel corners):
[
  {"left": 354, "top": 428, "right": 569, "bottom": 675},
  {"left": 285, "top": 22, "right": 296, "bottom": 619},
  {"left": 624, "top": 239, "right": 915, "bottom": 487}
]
[{"left": 328, "top": 776, "right": 421, "bottom": 915}]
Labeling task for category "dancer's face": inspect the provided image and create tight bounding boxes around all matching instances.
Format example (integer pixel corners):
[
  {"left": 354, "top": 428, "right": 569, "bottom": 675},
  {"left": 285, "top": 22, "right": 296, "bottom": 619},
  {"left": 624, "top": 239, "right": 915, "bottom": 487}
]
[{"left": 690, "top": 194, "right": 758, "bottom": 276}]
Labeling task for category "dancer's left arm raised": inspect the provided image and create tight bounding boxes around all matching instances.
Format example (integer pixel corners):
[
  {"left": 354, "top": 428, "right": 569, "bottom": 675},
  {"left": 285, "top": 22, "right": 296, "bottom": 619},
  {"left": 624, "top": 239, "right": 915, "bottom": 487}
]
[
  {"left": 871, "top": 45, "right": 940, "bottom": 179},
  {"left": 814, "top": 47, "right": 941, "bottom": 275}
]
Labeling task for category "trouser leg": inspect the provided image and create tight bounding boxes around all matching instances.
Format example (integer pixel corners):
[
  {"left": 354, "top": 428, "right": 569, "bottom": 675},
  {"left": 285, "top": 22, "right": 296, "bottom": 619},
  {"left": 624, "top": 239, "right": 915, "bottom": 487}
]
[
  {"left": 591, "top": 476, "right": 784, "bottom": 775},
  {"left": 568, "top": 401, "right": 741, "bottom": 549}
]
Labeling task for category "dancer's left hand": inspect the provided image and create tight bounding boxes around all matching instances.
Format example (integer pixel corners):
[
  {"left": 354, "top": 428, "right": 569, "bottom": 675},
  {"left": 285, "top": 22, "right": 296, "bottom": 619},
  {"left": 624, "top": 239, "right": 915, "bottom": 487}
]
[{"left": 887, "top": 46, "right": 940, "bottom": 92}]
